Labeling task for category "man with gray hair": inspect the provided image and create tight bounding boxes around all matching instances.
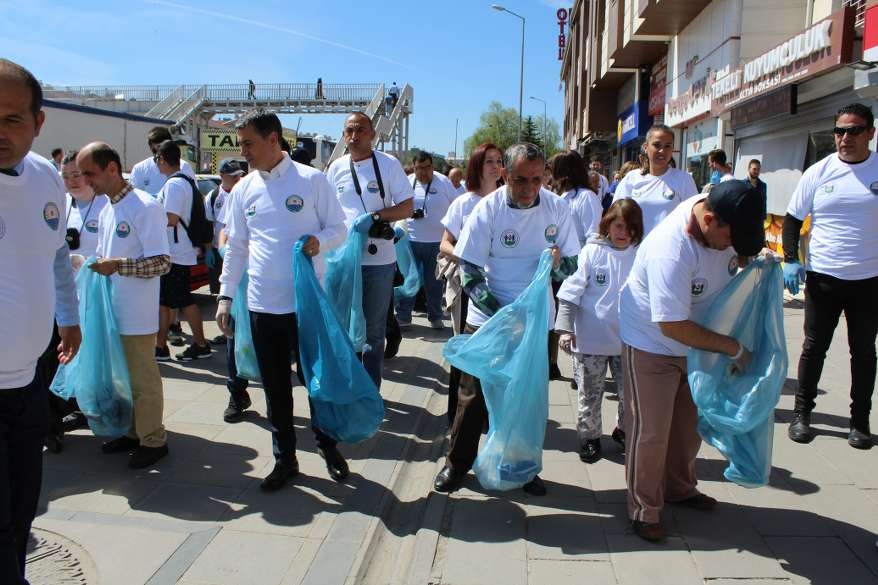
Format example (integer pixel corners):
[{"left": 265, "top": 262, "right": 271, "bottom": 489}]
[{"left": 433, "top": 143, "right": 580, "bottom": 496}]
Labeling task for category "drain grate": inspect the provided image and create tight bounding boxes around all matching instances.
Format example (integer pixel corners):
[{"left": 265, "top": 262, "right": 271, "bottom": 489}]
[{"left": 25, "top": 528, "right": 98, "bottom": 584}]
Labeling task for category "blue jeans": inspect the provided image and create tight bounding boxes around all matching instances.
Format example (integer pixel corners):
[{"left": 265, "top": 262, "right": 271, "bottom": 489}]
[
  {"left": 225, "top": 316, "right": 249, "bottom": 403},
  {"left": 396, "top": 241, "right": 443, "bottom": 322},
  {"left": 362, "top": 262, "right": 396, "bottom": 388}
]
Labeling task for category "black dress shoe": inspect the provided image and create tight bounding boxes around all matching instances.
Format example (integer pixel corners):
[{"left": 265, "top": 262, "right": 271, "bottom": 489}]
[
  {"left": 522, "top": 475, "right": 547, "bottom": 496},
  {"left": 385, "top": 332, "right": 402, "bottom": 359},
  {"left": 318, "top": 445, "right": 349, "bottom": 482},
  {"left": 128, "top": 444, "right": 169, "bottom": 469},
  {"left": 261, "top": 459, "right": 299, "bottom": 492},
  {"left": 849, "top": 427, "right": 873, "bottom": 450},
  {"left": 632, "top": 520, "right": 665, "bottom": 542},
  {"left": 45, "top": 434, "right": 63, "bottom": 454},
  {"left": 102, "top": 435, "right": 140, "bottom": 454},
  {"left": 549, "top": 363, "right": 562, "bottom": 381},
  {"left": 579, "top": 439, "right": 602, "bottom": 463},
  {"left": 611, "top": 427, "right": 626, "bottom": 449},
  {"left": 61, "top": 411, "right": 88, "bottom": 432},
  {"left": 788, "top": 412, "right": 814, "bottom": 443},
  {"left": 433, "top": 465, "right": 465, "bottom": 493}
]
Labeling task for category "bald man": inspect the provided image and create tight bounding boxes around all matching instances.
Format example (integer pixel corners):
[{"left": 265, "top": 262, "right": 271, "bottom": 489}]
[
  {"left": 448, "top": 167, "right": 466, "bottom": 195},
  {"left": 77, "top": 142, "right": 171, "bottom": 470}
]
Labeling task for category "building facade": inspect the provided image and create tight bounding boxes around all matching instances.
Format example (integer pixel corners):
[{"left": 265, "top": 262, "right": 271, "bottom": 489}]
[{"left": 561, "top": 0, "right": 874, "bottom": 212}]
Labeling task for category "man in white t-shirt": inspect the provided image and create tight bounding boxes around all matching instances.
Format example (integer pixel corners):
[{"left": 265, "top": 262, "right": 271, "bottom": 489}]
[
  {"left": 77, "top": 142, "right": 171, "bottom": 471},
  {"left": 433, "top": 143, "right": 581, "bottom": 497},
  {"left": 326, "top": 112, "right": 413, "bottom": 388},
  {"left": 784, "top": 103, "right": 878, "bottom": 450},
  {"left": 448, "top": 167, "right": 466, "bottom": 195},
  {"left": 215, "top": 109, "right": 348, "bottom": 491},
  {"left": 589, "top": 157, "right": 609, "bottom": 199},
  {"left": 708, "top": 149, "right": 734, "bottom": 184},
  {"left": 205, "top": 159, "right": 247, "bottom": 300},
  {"left": 398, "top": 151, "right": 459, "bottom": 329},
  {"left": 153, "top": 141, "right": 210, "bottom": 362},
  {"left": 618, "top": 180, "right": 764, "bottom": 542},
  {"left": 0, "top": 59, "right": 80, "bottom": 585},
  {"left": 129, "top": 126, "right": 196, "bottom": 196}
]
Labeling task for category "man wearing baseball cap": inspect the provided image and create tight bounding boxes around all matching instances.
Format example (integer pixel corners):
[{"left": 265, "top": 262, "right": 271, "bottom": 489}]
[
  {"left": 205, "top": 159, "right": 247, "bottom": 300},
  {"left": 617, "top": 179, "right": 763, "bottom": 542}
]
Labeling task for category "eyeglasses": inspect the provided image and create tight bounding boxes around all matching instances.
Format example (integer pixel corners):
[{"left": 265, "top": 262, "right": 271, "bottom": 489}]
[
  {"left": 61, "top": 172, "right": 83, "bottom": 180},
  {"left": 833, "top": 125, "right": 868, "bottom": 136}
]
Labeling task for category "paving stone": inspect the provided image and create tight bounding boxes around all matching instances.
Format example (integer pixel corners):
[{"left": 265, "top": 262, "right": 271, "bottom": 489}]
[
  {"left": 765, "top": 536, "right": 878, "bottom": 585},
  {"left": 525, "top": 510, "right": 609, "bottom": 561},
  {"left": 126, "top": 483, "right": 243, "bottom": 523},
  {"left": 527, "top": 559, "right": 617, "bottom": 585},
  {"left": 607, "top": 534, "right": 701, "bottom": 585},
  {"left": 182, "top": 530, "right": 304, "bottom": 585}
]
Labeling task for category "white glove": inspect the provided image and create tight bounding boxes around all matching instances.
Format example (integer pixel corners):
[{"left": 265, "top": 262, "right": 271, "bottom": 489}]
[
  {"left": 216, "top": 298, "right": 234, "bottom": 338},
  {"left": 558, "top": 333, "right": 576, "bottom": 354}
]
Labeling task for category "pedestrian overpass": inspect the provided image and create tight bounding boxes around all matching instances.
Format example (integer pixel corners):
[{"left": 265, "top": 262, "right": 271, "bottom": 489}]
[{"left": 42, "top": 82, "right": 413, "bottom": 167}]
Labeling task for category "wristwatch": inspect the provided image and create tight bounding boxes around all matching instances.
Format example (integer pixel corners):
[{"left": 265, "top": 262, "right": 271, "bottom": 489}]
[
  {"left": 371, "top": 212, "right": 381, "bottom": 222},
  {"left": 217, "top": 295, "right": 233, "bottom": 303}
]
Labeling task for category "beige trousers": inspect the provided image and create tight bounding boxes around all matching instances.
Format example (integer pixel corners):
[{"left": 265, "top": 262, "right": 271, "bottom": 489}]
[{"left": 120, "top": 334, "right": 166, "bottom": 448}]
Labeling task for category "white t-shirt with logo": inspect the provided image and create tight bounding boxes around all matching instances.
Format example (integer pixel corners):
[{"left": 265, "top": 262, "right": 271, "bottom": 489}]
[
  {"left": 326, "top": 151, "right": 412, "bottom": 266},
  {"left": 454, "top": 186, "right": 580, "bottom": 328},
  {"left": 405, "top": 171, "right": 460, "bottom": 242},
  {"left": 441, "top": 191, "right": 483, "bottom": 239},
  {"left": 220, "top": 156, "right": 347, "bottom": 314},
  {"left": 97, "top": 188, "right": 170, "bottom": 335},
  {"left": 205, "top": 186, "right": 231, "bottom": 246},
  {"left": 66, "top": 194, "right": 109, "bottom": 259},
  {"left": 562, "top": 187, "right": 602, "bottom": 245},
  {"left": 0, "top": 153, "right": 68, "bottom": 388},
  {"left": 787, "top": 152, "right": 878, "bottom": 280},
  {"left": 129, "top": 157, "right": 195, "bottom": 196},
  {"left": 557, "top": 238, "right": 637, "bottom": 356},
  {"left": 619, "top": 196, "right": 738, "bottom": 357},
  {"left": 157, "top": 176, "right": 198, "bottom": 266},
  {"left": 613, "top": 168, "right": 698, "bottom": 234}
]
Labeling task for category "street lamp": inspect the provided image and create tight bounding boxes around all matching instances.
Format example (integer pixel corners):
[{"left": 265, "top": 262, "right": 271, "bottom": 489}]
[
  {"left": 492, "top": 4, "right": 525, "bottom": 142},
  {"left": 530, "top": 96, "right": 547, "bottom": 149}
]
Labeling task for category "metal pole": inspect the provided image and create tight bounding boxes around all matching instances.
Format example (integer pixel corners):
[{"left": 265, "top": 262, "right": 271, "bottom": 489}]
[{"left": 454, "top": 118, "right": 459, "bottom": 160}]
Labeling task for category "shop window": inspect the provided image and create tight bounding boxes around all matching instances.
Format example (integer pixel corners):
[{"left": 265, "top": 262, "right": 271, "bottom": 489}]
[
  {"left": 686, "top": 155, "right": 710, "bottom": 192},
  {"left": 805, "top": 129, "right": 836, "bottom": 169}
]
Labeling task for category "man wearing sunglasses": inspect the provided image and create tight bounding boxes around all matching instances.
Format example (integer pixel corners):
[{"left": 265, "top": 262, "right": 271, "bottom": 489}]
[{"left": 784, "top": 103, "right": 878, "bottom": 450}]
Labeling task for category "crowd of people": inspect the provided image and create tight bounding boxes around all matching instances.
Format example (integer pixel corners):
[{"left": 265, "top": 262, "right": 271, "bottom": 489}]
[{"left": 2, "top": 55, "right": 877, "bottom": 583}]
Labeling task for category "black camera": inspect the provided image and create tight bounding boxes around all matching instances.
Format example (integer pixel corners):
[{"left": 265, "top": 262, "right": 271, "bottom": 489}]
[
  {"left": 411, "top": 208, "right": 425, "bottom": 220},
  {"left": 65, "top": 227, "right": 81, "bottom": 251},
  {"left": 368, "top": 220, "right": 395, "bottom": 241}
]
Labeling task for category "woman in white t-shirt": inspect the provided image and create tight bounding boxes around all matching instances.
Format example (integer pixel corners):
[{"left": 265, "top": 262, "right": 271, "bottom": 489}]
[
  {"left": 438, "top": 142, "right": 503, "bottom": 423},
  {"left": 613, "top": 125, "right": 698, "bottom": 235},
  {"left": 62, "top": 150, "right": 108, "bottom": 262},
  {"left": 555, "top": 199, "right": 644, "bottom": 463}
]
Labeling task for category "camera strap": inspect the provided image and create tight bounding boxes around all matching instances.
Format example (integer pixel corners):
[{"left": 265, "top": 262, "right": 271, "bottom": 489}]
[
  {"left": 411, "top": 176, "right": 432, "bottom": 213},
  {"left": 66, "top": 196, "right": 96, "bottom": 232},
  {"left": 349, "top": 152, "right": 387, "bottom": 213}
]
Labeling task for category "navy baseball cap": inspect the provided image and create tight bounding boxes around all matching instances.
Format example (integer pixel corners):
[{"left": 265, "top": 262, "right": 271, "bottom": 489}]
[
  {"left": 218, "top": 159, "right": 248, "bottom": 176},
  {"left": 707, "top": 179, "right": 764, "bottom": 256}
]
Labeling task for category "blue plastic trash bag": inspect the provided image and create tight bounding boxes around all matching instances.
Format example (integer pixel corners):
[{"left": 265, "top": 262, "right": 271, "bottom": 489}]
[
  {"left": 688, "top": 257, "right": 787, "bottom": 487},
  {"left": 232, "top": 272, "right": 261, "bottom": 382},
  {"left": 50, "top": 257, "right": 133, "bottom": 437},
  {"left": 324, "top": 224, "right": 367, "bottom": 351},
  {"left": 394, "top": 227, "right": 422, "bottom": 301},
  {"left": 293, "top": 238, "right": 384, "bottom": 443},
  {"left": 444, "top": 250, "right": 554, "bottom": 490}
]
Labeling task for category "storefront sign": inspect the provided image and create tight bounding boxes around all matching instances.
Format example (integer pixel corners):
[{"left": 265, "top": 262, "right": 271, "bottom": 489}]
[
  {"left": 730, "top": 85, "right": 797, "bottom": 127},
  {"left": 685, "top": 118, "right": 719, "bottom": 158},
  {"left": 665, "top": 69, "right": 712, "bottom": 127},
  {"left": 865, "top": 0, "right": 878, "bottom": 62},
  {"left": 715, "top": 7, "right": 853, "bottom": 111},
  {"left": 557, "top": 8, "right": 568, "bottom": 61},
  {"left": 617, "top": 102, "right": 650, "bottom": 146},
  {"left": 648, "top": 53, "right": 668, "bottom": 117}
]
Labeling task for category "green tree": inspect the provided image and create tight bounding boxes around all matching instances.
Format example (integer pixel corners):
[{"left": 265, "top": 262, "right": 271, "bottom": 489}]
[
  {"left": 521, "top": 116, "right": 542, "bottom": 148},
  {"left": 463, "top": 101, "right": 519, "bottom": 156},
  {"left": 538, "top": 117, "right": 562, "bottom": 158}
]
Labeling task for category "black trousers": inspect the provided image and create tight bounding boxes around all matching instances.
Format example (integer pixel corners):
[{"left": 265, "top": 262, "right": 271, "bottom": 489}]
[
  {"left": 795, "top": 271, "right": 878, "bottom": 430},
  {"left": 446, "top": 294, "right": 469, "bottom": 423},
  {"left": 250, "top": 311, "right": 336, "bottom": 462},
  {"left": 445, "top": 324, "right": 488, "bottom": 473},
  {"left": 0, "top": 375, "right": 48, "bottom": 585}
]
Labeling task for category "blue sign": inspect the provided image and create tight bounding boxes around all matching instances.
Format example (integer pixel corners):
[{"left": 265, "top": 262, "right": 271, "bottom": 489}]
[{"left": 617, "top": 102, "right": 652, "bottom": 146}]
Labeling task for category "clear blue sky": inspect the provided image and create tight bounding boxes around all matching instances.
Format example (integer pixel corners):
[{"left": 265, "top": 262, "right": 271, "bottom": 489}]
[{"left": 1, "top": 0, "right": 569, "bottom": 156}]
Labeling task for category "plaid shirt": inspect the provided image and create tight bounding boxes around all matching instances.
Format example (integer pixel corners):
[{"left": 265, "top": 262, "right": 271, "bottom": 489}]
[{"left": 110, "top": 181, "right": 171, "bottom": 278}]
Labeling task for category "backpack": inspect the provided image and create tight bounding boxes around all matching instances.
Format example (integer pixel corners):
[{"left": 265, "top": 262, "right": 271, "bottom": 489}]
[{"left": 171, "top": 173, "right": 213, "bottom": 247}]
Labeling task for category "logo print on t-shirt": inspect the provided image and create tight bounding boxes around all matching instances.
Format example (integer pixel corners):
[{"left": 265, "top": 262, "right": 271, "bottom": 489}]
[
  {"left": 662, "top": 188, "right": 675, "bottom": 201},
  {"left": 691, "top": 277, "right": 707, "bottom": 297},
  {"left": 544, "top": 224, "right": 559, "bottom": 243},
  {"left": 870, "top": 181, "right": 878, "bottom": 195},
  {"left": 429, "top": 187, "right": 437, "bottom": 194},
  {"left": 728, "top": 256, "right": 738, "bottom": 275},
  {"left": 116, "top": 221, "right": 132, "bottom": 238},
  {"left": 822, "top": 184, "right": 834, "bottom": 194},
  {"left": 595, "top": 269, "right": 608, "bottom": 286},
  {"left": 85, "top": 219, "right": 99, "bottom": 233},
  {"left": 144, "top": 178, "right": 151, "bottom": 187},
  {"left": 367, "top": 181, "right": 380, "bottom": 194},
  {"left": 500, "top": 229, "right": 519, "bottom": 248},
  {"left": 337, "top": 185, "right": 345, "bottom": 194},
  {"left": 246, "top": 204, "right": 257, "bottom": 217},
  {"left": 43, "top": 202, "right": 60, "bottom": 230},
  {"left": 285, "top": 195, "right": 304, "bottom": 213}
]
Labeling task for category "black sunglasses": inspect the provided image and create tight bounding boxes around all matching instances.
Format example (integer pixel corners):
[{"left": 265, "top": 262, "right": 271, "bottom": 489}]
[{"left": 833, "top": 125, "right": 868, "bottom": 137}]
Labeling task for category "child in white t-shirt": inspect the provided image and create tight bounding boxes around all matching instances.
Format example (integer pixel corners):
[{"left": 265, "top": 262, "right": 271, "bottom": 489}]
[{"left": 555, "top": 199, "right": 644, "bottom": 463}]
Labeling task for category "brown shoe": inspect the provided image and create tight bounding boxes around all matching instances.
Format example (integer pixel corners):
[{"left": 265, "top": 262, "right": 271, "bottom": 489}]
[
  {"left": 675, "top": 493, "right": 717, "bottom": 510},
  {"left": 632, "top": 520, "right": 664, "bottom": 542}
]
